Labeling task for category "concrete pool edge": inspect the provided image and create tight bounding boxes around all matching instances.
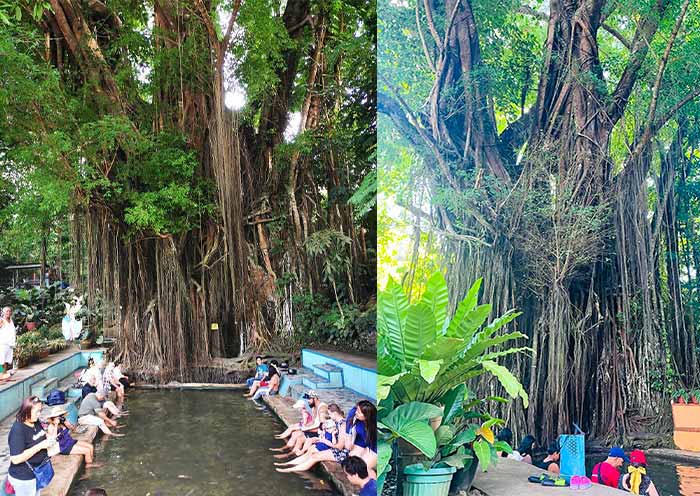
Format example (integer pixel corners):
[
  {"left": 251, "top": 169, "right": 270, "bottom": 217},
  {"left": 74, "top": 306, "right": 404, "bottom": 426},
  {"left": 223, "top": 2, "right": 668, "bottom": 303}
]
[{"left": 263, "top": 394, "right": 356, "bottom": 496}]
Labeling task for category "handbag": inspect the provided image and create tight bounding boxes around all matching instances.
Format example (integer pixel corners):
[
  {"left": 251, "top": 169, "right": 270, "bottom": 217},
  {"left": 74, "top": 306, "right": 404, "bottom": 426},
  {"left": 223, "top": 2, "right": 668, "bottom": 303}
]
[
  {"left": 4, "top": 476, "right": 15, "bottom": 495},
  {"left": 26, "top": 456, "right": 54, "bottom": 490}
]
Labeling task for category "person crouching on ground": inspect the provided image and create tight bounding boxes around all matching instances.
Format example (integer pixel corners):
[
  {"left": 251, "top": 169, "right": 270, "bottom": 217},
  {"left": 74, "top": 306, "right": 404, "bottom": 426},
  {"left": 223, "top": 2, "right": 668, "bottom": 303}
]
[
  {"left": 343, "top": 456, "right": 376, "bottom": 496},
  {"left": 77, "top": 389, "right": 125, "bottom": 437},
  {"left": 619, "top": 450, "right": 659, "bottom": 496},
  {"left": 44, "top": 405, "right": 102, "bottom": 468},
  {"left": 7, "top": 396, "right": 54, "bottom": 496},
  {"left": 534, "top": 441, "right": 561, "bottom": 475},
  {"left": 591, "top": 446, "right": 628, "bottom": 488}
]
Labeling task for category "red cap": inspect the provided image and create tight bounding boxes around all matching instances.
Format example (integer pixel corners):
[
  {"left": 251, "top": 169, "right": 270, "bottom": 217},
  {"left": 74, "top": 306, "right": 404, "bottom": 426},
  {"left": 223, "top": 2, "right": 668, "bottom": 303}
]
[{"left": 629, "top": 450, "right": 646, "bottom": 465}]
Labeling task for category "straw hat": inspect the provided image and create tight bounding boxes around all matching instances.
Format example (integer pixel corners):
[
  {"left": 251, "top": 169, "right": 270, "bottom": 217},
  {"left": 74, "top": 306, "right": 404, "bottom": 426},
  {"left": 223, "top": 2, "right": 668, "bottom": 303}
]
[{"left": 44, "top": 405, "right": 68, "bottom": 419}]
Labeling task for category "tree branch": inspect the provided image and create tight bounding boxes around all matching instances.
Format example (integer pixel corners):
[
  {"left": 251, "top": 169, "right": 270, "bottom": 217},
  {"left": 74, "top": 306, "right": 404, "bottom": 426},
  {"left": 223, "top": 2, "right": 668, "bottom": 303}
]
[
  {"left": 517, "top": 5, "right": 631, "bottom": 49},
  {"left": 606, "top": 0, "right": 669, "bottom": 126}
]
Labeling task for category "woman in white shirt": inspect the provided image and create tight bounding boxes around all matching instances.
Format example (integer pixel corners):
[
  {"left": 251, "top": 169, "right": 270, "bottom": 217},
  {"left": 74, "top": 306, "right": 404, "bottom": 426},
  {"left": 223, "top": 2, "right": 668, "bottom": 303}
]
[{"left": 0, "top": 306, "right": 17, "bottom": 374}]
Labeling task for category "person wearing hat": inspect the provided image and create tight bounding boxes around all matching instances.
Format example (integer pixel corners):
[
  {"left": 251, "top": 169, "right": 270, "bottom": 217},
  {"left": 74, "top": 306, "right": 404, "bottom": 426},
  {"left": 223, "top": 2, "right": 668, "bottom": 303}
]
[
  {"left": 281, "top": 391, "right": 327, "bottom": 452},
  {"left": 270, "top": 398, "right": 315, "bottom": 453},
  {"left": 618, "top": 450, "right": 659, "bottom": 496},
  {"left": 591, "top": 446, "right": 628, "bottom": 488},
  {"left": 44, "top": 405, "right": 102, "bottom": 468},
  {"left": 534, "top": 440, "right": 561, "bottom": 474}
]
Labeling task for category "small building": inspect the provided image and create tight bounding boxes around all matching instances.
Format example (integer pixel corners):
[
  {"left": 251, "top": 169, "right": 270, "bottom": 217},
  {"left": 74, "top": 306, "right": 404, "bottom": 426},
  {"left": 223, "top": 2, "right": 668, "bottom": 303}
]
[{"left": 3, "top": 263, "right": 42, "bottom": 288}]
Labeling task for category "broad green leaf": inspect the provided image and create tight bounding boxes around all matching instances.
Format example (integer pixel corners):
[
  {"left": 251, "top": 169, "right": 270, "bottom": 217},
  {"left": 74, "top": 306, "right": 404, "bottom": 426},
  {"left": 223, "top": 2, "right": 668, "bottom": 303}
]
[
  {"left": 480, "top": 309, "right": 522, "bottom": 339},
  {"left": 384, "top": 402, "right": 444, "bottom": 425},
  {"left": 378, "top": 440, "right": 393, "bottom": 478},
  {"left": 482, "top": 360, "right": 529, "bottom": 407},
  {"left": 453, "top": 425, "right": 478, "bottom": 445},
  {"left": 385, "top": 420, "right": 437, "bottom": 458},
  {"left": 493, "top": 441, "right": 513, "bottom": 454},
  {"left": 435, "top": 425, "right": 456, "bottom": 445},
  {"left": 473, "top": 439, "right": 492, "bottom": 471},
  {"left": 422, "top": 337, "right": 467, "bottom": 361},
  {"left": 378, "top": 278, "right": 409, "bottom": 366},
  {"left": 405, "top": 302, "right": 436, "bottom": 365},
  {"left": 377, "top": 373, "right": 405, "bottom": 402},
  {"left": 421, "top": 271, "right": 449, "bottom": 333},
  {"left": 418, "top": 359, "right": 443, "bottom": 384},
  {"left": 440, "top": 384, "right": 467, "bottom": 425}
]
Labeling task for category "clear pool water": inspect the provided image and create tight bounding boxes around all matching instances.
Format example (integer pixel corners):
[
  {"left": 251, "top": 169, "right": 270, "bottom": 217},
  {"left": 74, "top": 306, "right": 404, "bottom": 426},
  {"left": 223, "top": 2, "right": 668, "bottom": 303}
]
[{"left": 70, "top": 389, "right": 338, "bottom": 496}]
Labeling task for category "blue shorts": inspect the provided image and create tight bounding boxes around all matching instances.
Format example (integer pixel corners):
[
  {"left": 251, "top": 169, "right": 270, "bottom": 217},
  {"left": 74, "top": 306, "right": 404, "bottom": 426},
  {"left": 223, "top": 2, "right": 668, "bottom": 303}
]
[{"left": 246, "top": 377, "right": 255, "bottom": 387}]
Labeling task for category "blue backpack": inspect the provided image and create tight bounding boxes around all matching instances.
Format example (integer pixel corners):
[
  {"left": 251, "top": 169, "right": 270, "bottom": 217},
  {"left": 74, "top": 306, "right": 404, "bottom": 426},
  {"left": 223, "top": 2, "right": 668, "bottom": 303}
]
[{"left": 46, "top": 389, "right": 66, "bottom": 406}]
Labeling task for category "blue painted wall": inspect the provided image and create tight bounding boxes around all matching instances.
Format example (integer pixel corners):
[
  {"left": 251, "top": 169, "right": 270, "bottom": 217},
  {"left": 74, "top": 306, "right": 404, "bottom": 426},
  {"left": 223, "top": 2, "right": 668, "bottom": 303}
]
[
  {"left": 0, "top": 351, "right": 103, "bottom": 422},
  {"left": 302, "top": 349, "right": 376, "bottom": 400}
]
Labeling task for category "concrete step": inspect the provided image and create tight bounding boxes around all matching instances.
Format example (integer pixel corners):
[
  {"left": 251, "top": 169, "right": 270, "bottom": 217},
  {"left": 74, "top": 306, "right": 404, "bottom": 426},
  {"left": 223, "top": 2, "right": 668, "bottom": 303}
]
[
  {"left": 302, "top": 375, "right": 339, "bottom": 390},
  {"left": 289, "top": 383, "right": 307, "bottom": 399},
  {"left": 31, "top": 376, "right": 59, "bottom": 400},
  {"left": 279, "top": 373, "right": 304, "bottom": 397},
  {"left": 311, "top": 363, "right": 344, "bottom": 387}
]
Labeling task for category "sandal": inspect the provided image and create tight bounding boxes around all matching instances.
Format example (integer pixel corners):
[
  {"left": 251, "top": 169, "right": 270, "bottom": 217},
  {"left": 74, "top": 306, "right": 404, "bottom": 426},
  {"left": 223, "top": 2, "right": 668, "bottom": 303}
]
[
  {"left": 528, "top": 474, "right": 554, "bottom": 484},
  {"left": 542, "top": 478, "right": 570, "bottom": 487}
]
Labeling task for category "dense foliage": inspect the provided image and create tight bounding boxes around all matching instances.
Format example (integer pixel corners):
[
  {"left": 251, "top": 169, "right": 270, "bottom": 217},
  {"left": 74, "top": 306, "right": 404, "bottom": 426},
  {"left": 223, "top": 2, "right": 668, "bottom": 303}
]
[
  {"left": 380, "top": 0, "right": 700, "bottom": 442},
  {"left": 0, "top": 0, "right": 376, "bottom": 376}
]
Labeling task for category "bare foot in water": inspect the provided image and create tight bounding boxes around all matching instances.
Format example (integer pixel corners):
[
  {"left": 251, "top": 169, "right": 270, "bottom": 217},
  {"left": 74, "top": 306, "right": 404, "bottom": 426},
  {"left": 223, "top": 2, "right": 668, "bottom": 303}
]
[
  {"left": 274, "top": 453, "right": 293, "bottom": 459},
  {"left": 269, "top": 447, "right": 289, "bottom": 452},
  {"left": 85, "top": 462, "right": 104, "bottom": 468},
  {"left": 108, "top": 432, "right": 125, "bottom": 437}
]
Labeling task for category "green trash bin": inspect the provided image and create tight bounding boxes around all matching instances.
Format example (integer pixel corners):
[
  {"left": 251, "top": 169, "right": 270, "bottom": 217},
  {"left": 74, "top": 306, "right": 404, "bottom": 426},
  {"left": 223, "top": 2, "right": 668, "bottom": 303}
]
[{"left": 403, "top": 464, "right": 457, "bottom": 496}]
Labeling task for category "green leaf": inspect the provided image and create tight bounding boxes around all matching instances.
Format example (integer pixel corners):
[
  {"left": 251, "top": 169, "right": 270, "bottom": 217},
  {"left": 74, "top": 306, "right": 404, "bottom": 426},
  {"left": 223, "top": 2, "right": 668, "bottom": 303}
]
[
  {"left": 453, "top": 425, "right": 478, "bottom": 446},
  {"left": 447, "top": 304, "right": 492, "bottom": 340},
  {"left": 481, "top": 360, "right": 529, "bottom": 408},
  {"left": 15, "top": 5, "right": 21, "bottom": 21},
  {"left": 377, "top": 373, "right": 405, "bottom": 402},
  {"left": 473, "top": 439, "right": 492, "bottom": 471},
  {"left": 440, "top": 384, "right": 466, "bottom": 425},
  {"left": 377, "top": 440, "right": 393, "bottom": 478},
  {"left": 421, "top": 271, "right": 449, "bottom": 333},
  {"left": 418, "top": 359, "right": 443, "bottom": 384},
  {"left": 405, "top": 302, "right": 436, "bottom": 365},
  {"left": 378, "top": 278, "right": 409, "bottom": 367},
  {"left": 493, "top": 441, "right": 513, "bottom": 454},
  {"left": 435, "top": 425, "right": 456, "bottom": 446},
  {"left": 422, "top": 337, "right": 467, "bottom": 361},
  {"left": 387, "top": 420, "right": 437, "bottom": 458},
  {"left": 384, "top": 402, "right": 444, "bottom": 425}
]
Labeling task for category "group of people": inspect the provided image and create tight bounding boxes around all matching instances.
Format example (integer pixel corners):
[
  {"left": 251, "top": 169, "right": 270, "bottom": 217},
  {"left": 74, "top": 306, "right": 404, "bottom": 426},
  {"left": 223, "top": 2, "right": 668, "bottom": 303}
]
[
  {"left": 4, "top": 357, "right": 127, "bottom": 496},
  {"left": 271, "top": 392, "right": 377, "bottom": 495},
  {"left": 503, "top": 430, "right": 660, "bottom": 495},
  {"left": 245, "top": 357, "right": 377, "bottom": 495},
  {"left": 244, "top": 355, "right": 281, "bottom": 400}
]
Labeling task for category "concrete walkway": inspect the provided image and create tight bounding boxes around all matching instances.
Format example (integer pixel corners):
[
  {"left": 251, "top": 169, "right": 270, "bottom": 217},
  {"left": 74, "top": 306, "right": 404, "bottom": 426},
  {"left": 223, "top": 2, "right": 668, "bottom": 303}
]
[
  {"left": 309, "top": 350, "right": 376, "bottom": 371},
  {"left": 0, "top": 347, "right": 80, "bottom": 394},
  {"left": 473, "top": 458, "right": 627, "bottom": 495}
]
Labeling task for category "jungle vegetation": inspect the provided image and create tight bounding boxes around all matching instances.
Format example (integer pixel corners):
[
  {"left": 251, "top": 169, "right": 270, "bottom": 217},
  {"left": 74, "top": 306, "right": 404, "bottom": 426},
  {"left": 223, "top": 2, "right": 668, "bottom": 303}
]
[
  {"left": 0, "top": 0, "right": 376, "bottom": 378},
  {"left": 379, "top": 0, "right": 700, "bottom": 442}
]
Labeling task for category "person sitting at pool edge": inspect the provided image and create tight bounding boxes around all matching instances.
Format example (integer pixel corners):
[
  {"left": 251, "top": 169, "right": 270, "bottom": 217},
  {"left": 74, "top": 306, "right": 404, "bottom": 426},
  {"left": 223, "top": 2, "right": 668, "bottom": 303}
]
[
  {"left": 534, "top": 440, "right": 561, "bottom": 474},
  {"left": 77, "top": 389, "right": 125, "bottom": 437},
  {"left": 246, "top": 356, "right": 269, "bottom": 389},
  {"left": 591, "top": 446, "right": 628, "bottom": 488},
  {"left": 618, "top": 450, "right": 659, "bottom": 496},
  {"left": 250, "top": 361, "right": 281, "bottom": 401},
  {"left": 45, "top": 405, "right": 103, "bottom": 468},
  {"left": 343, "top": 456, "right": 376, "bottom": 496},
  {"left": 82, "top": 374, "right": 99, "bottom": 399}
]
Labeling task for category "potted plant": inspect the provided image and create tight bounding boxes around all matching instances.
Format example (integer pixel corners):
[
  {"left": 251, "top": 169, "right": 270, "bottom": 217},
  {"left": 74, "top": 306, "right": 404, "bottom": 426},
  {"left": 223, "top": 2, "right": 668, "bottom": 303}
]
[
  {"left": 674, "top": 388, "right": 690, "bottom": 404},
  {"left": 691, "top": 389, "right": 700, "bottom": 405},
  {"left": 377, "top": 272, "right": 530, "bottom": 494}
]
